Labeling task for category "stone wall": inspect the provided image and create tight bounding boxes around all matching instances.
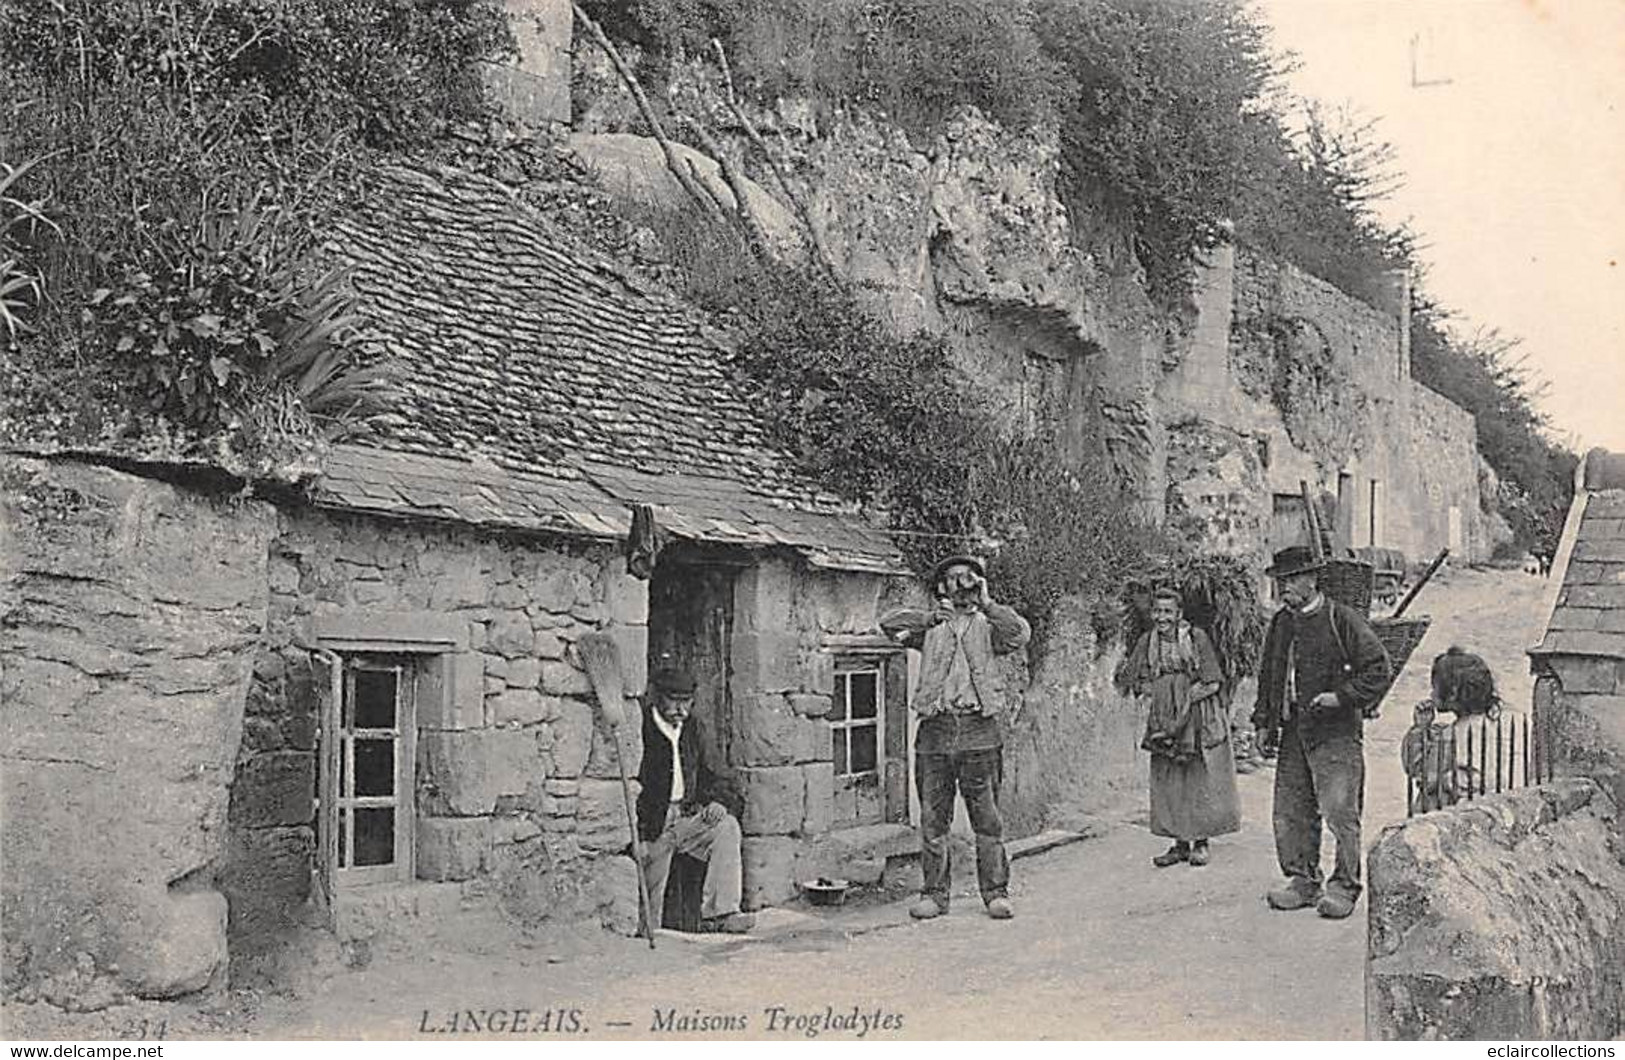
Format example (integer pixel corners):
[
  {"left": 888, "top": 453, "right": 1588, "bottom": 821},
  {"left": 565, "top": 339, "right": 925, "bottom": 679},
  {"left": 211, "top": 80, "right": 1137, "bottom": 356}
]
[
  {"left": 1541, "top": 655, "right": 1625, "bottom": 816},
  {"left": 1366, "top": 779, "right": 1625, "bottom": 1040},
  {"left": 225, "top": 507, "right": 647, "bottom": 971},
  {"left": 1163, "top": 246, "right": 1506, "bottom": 563},
  {"left": 729, "top": 558, "right": 887, "bottom": 908},
  {"left": 1, "top": 456, "right": 273, "bottom": 1006}
]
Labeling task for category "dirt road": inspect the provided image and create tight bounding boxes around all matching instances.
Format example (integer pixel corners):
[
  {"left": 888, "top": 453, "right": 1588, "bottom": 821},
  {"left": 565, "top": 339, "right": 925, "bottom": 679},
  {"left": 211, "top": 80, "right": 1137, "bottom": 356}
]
[{"left": 4, "top": 566, "right": 1552, "bottom": 1041}]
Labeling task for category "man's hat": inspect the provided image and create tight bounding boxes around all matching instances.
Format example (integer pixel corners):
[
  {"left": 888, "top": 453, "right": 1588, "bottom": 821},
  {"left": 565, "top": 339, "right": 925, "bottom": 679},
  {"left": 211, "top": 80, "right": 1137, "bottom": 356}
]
[
  {"left": 650, "top": 668, "right": 697, "bottom": 696},
  {"left": 931, "top": 554, "right": 986, "bottom": 586},
  {"left": 1264, "top": 545, "right": 1324, "bottom": 579}
]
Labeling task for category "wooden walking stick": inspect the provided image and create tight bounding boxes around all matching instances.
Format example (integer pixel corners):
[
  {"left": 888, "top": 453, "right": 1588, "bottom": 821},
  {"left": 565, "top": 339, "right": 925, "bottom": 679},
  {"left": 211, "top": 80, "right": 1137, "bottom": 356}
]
[{"left": 577, "top": 632, "right": 658, "bottom": 949}]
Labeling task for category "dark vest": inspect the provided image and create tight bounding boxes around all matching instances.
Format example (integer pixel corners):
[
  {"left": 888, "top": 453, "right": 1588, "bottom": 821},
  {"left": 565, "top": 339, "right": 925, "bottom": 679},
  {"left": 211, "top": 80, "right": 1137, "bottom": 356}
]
[{"left": 635, "top": 705, "right": 702, "bottom": 843}]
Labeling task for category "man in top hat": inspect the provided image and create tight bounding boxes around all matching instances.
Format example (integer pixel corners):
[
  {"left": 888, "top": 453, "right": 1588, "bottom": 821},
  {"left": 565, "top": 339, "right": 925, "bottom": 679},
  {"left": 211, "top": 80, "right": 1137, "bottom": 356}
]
[
  {"left": 1251, "top": 545, "right": 1392, "bottom": 919},
  {"left": 636, "top": 667, "right": 754, "bottom": 934},
  {"left": 881, "top": 555, "right": 1031, "bottom": 921}
]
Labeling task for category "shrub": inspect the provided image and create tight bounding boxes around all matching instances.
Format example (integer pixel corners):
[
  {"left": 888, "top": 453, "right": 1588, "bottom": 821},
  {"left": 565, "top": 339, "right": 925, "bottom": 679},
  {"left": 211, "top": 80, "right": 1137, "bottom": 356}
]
[
  {"left": 629, "top": 200, "right": 1151, "bottom": 639},
  {"left": 0, "top": 0, "right": 511, "bottom": 458}
]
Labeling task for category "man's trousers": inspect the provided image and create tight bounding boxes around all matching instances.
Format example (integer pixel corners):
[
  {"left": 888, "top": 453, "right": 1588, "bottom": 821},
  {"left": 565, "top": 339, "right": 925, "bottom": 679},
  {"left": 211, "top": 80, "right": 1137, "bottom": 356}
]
[
  {"left": 1272, "top": 724, "right": 1365, "bottom": 898},
  {"left": 917, "top": 746, "right": 1009, "bottom": 906},
  {"left": 641, "top": 807, "right": 745, "bottom": 921}
]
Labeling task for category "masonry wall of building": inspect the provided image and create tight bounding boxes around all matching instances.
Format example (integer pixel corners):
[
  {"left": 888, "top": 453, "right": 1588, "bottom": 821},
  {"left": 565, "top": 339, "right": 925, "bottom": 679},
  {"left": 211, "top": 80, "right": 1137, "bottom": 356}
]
[
  {"left": 225, "top": 508, "right": 648, "bottom": 971},
  {"left": 729, "top": 558, "right": 889, "bottom": 908},
  {"left": 1366, "top": 778, "right": 1625, "bottom": 1040}
]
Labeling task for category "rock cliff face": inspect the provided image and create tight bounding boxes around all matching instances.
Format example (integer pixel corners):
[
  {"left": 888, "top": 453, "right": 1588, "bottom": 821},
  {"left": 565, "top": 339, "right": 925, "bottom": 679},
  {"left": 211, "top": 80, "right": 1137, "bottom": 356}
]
[
  {"left": 1367, "top": 779, "right": 1625, "bottom": 1040},
  {"left": 1, "top": 456, "right": 273, "bottom": 1006}
]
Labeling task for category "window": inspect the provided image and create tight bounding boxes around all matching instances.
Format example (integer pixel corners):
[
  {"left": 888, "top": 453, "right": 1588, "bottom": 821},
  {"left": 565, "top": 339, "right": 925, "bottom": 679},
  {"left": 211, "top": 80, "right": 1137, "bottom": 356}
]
[
  {"left": 831, "top": 666, "right": 882, "bottom": 780},
  {"left": 314, "top": 653, "right": 417, "bottom": 887}
]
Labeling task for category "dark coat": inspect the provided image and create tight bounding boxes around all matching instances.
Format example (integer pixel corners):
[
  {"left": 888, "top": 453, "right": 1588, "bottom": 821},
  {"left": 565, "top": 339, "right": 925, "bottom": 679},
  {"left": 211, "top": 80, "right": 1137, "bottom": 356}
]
[
  {"left": 635, "top": 702, "right": 741, "bottom": 843},
  {"left": 1251, "top": 599, "right": 1392, "bottom": 747}
]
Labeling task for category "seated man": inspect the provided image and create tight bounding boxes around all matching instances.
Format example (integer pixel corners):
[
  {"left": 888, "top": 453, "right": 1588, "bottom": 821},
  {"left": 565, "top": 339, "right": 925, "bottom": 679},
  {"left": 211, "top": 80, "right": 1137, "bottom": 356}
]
[{"left": 635, "top": 668, "right": 754, "bottom": 934}]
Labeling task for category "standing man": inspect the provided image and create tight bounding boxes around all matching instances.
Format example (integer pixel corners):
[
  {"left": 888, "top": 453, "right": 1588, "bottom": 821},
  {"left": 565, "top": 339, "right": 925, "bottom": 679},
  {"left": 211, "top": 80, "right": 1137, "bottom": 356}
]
[
  {"left": 1251, "top": 546, "right": 1392, "bottom": 920},
  {"left": 882, "top": 555, "right": 1031, "bottom": 921},
  {"left": 636, "top": 668, "right": 754, "bottom": 934}
]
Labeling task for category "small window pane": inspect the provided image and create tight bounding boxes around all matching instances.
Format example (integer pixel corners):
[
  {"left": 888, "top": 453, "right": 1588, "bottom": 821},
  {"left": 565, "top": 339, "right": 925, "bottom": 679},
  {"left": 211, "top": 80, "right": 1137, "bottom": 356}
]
[
  {"left": 354, "top": 807, "right": 395, "bottom": 866},
  {"left": 338, "top": 813, "right": 348, "bottom": 869},
  {"left": 352, "top": 668, "right": 397, "bottom": 729},
  {"left": 834, "top": 730, "right": 848, "bottom": 774},
  {"left": 338, "top": 738, "right": 348, "bottom": 796},
  {"left": 829, "top": 677, "right": 849, "bottom": 721},
  {"left": 849, "top": 672, "right": 878, "bottom": 719},
  {"left": 850, "top": 726, "right": 878, "bottom": 774},
  {"left": 354, "top": 739, "right": 395, "bottom": 797}
]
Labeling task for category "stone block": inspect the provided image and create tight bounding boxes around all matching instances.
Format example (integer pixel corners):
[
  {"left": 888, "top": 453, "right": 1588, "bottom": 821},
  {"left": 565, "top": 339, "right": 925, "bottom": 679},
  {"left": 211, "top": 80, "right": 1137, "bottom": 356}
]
[
  {"left": 419, "top": 731, "right": 502, "bottom": 816},
  {"left": 483, "top": 653, "right": 509, "bottom": 680},
  {"left": 1552, "top": 657, "right": 1625, "bottom": 695},
  {"left": 229, "top": 753, "right": 314, "bottom": 828},
  {"left": 488, "top": 729, "right": 545, "bottom": 797},
  {"left": 611, "top": 625, "right": 649, "bottom": 698},
  {"left": 739, "top": 765, "right": 805, "bottom": 835},
  {"left": 489, "top": 613, "right": 535, "bottom": 659},
  {"left": 733, "top": 561, "right": 798, "bottom": 635},
  {"left": 418, "top": 652, "right": 483, "bottom": 731},
  {"left": 585, "top": 703, "right": 644, "bottom": 780},
  {"left": 801, "top": 762, "right": 833, "bottom": 836},
  {"left": 789, "top": 693, "right": 833, "bottom": 718},
  {"left": 541, "top": 658, "right": 593, "bottom": 697},
  {"left": 734, "top": 696, "right": 825, "bottom": 767},
  {"left": 594, "top": 854, "right": 642, "bottom": 936},
  {"left": 550, "top": 697, "right": 596, "bottom": 777},
  {"left": 428, "top": 554, "right": 487, "bottom": 610},
  {"left": 116, "top": 891, "right": 228, "bottom": 999},
  {"left": 731, "top": 631, "right": 808, "bottom": 695},
  {"left": 416, "top": 818, "right": 492, "bottom": 882},
  {"left": 506, "top": 657, "right": 541, "bottom": 689},
  {"left": 602, "top": 559, "right": 650, "bottom": 627},
  {"left": 533, "top": 630, "right": 567, "bottom": 659},
  {"left": 491, "top": 688, "right": 552, "bottom": 727},
  {"left": 576, "top": 778, "right": 636, "bottom": 853},
  {"left": 741, "top": 836, "right": 798, "bottom": 910}
]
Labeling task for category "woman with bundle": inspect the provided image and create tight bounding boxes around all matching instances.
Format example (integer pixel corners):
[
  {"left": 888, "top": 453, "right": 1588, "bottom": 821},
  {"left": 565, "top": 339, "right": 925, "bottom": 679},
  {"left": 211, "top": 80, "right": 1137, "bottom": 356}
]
[{"left": 1117, "top": 587, "right": 1240, "bottom": 867}]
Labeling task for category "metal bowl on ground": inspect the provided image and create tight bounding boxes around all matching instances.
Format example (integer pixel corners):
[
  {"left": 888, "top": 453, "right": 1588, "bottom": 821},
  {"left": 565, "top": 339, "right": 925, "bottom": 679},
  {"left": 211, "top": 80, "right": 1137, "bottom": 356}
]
[{"left": 801, "top": 877, "right": 850, "bottom": 907}]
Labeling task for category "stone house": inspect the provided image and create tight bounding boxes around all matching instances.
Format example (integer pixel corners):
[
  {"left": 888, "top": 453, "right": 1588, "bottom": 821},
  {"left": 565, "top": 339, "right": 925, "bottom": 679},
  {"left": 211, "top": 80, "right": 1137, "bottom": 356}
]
[
  {"left": 115, "top": 159, "right": 921, "bottom": 994},
  {"left": 1530, "top": 448, "right": 1625, "bottom": 812}
]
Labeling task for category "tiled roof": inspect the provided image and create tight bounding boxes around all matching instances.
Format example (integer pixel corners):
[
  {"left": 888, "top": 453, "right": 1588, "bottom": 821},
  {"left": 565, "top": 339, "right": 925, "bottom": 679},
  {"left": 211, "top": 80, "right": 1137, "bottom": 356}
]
[
  {"left": 1532, "top": 450, "right": 1625, "bottom": 658},
  {"left": 312, "top": 164, "right": 902, "bottom": 574}
]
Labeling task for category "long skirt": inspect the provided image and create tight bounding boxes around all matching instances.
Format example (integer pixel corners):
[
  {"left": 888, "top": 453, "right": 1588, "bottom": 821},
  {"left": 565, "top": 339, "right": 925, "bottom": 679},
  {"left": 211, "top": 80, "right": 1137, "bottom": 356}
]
[{"left": 1149, "top": 738, "right": 1241, "bottom": 841}]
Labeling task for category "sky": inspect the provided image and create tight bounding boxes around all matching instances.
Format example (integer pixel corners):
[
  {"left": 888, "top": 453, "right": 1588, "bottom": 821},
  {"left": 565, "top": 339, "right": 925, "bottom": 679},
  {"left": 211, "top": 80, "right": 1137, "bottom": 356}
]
[{"left": 1257, "top": 0, "right": 1625, "bottom": 453}]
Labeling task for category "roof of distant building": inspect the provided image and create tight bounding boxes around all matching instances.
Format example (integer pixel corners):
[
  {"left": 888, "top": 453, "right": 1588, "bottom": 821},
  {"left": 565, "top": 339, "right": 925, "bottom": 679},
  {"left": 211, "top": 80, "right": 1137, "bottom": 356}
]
[
  {"left": 312, "top": 163, "right": 902, "bottom": 574},
  {"left": 1531, "top": 448, "right": 1625, "bottom": 659}
]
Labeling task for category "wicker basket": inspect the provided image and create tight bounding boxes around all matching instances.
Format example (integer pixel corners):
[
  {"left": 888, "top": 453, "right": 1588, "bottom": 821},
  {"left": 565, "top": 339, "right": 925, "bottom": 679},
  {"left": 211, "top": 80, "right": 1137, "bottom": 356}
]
[
  {"left": 1320, "top": 558, "right": 1375, "bottom": 617},
  {"left": 1366, "top": 614, "right": 1433, "bottom": 716}
]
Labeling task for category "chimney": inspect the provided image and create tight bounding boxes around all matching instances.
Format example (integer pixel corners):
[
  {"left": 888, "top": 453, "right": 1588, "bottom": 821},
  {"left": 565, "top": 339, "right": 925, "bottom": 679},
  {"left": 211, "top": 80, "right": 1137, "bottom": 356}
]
[
  {"left": 1390, "top": 268, "right": 1413, "bottom": 382},
  {"left": 487, "top": 0, "right": 573, "bottom": 127}
]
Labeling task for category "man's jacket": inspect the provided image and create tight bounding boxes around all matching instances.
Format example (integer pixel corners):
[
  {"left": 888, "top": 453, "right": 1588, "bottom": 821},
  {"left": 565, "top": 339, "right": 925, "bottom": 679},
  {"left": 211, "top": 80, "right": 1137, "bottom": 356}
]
[
  {"left": 635, "top": 704, "right": 741, "bottom": 843},
  {"left": 880, "top": 602, "right": 1031, "bottom": 718},
  {"left": 1251, "top": 599, "right": 1392, "bottom": 746}
]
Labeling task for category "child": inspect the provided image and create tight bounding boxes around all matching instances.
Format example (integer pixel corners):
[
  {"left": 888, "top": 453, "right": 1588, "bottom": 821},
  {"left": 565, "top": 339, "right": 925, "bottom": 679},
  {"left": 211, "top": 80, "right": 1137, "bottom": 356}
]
[{"left": 1401, "top": 647, "right": 1503, "bottom": 810}]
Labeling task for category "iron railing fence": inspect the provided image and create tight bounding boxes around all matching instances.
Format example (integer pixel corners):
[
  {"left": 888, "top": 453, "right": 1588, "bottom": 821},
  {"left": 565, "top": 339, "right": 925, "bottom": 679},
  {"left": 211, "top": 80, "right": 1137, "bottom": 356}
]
[{"left": 1405, "top": 704, "right": 1554, "bottom": 816}]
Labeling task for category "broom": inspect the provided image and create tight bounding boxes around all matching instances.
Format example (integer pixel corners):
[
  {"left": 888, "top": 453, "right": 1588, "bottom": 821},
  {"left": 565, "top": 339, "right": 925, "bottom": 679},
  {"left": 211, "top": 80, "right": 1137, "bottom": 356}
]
[{"left": 576, "top": 631, "right": 657, "bottom": 949}]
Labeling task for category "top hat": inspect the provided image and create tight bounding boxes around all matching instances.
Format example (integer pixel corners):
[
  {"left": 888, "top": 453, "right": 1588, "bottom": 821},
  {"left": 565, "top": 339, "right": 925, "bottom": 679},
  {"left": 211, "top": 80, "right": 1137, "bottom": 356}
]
[
  {"left": 1264, "top": 545, "right": 1324, "bottom": 579},
  {"left": 931, "top": 554, "right": 986, "bottom": 586}
]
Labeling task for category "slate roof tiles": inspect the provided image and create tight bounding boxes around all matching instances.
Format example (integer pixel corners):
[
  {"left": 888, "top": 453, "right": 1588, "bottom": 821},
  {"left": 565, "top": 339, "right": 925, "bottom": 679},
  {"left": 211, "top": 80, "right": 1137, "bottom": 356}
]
[
  {"left": 312, "top": 164, "right": 901, "bottom": 573},
  {"left": 1533, "top": 451, "right": 1625, "bottom": 659}
]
